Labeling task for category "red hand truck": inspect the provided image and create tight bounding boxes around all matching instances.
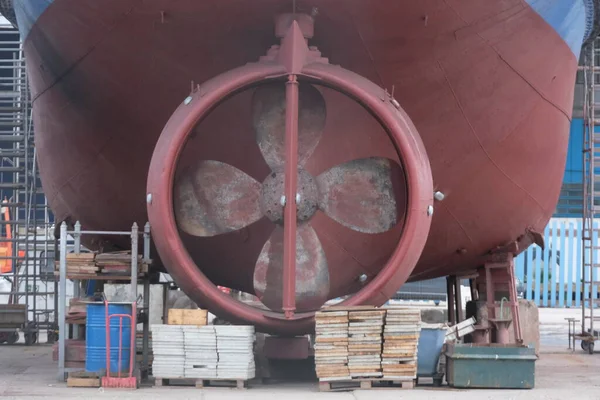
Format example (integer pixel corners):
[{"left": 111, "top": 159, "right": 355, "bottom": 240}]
[{"left": 101, "top": 299, "right": 138, "bottom": 388}]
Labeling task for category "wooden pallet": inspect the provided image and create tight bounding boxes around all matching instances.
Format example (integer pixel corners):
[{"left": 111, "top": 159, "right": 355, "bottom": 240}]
[
  {"left": 67, "top": 372, "right": 101, "bottom": 388},
  {"left": 319, "top": 378, "right": 415, "bottom": 392},
  {"left": 154, "top": 377, "right": 248, "bottom": 389},
  {"left": 167, "top": 309, "right": 208, "bottom": 326}
]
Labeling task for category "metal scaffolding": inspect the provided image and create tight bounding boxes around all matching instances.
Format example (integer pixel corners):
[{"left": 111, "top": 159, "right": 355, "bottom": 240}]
[
  {"left": 580, "top": 37, "right": 600, "bottom": 354},
  {"left": 0, "top": 21, "right": 56, "bottom": 344}
]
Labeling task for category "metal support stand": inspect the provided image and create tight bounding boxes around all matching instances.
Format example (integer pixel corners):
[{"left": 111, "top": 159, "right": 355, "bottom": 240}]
[
  {"left": 447, "top": 276, "right": 456, "bottom": 326},
  {"left": 130, "top": 223, "right": 138, "bottom": 301},
  {"left": 72, "top": 222, "right": 81, "bottom": 340},
  {"left": 141, "top": 222, "right": 150, "bottom": 380},
  {"left": 447, "top": 274, "right": 470, "bottom": 326},
  {"left": 454, "top": 277, "right": 464, "bottom": 323},
  {"left": 566, "top": 318, "right": 579, "bottom": 351},
  {"left": 57, "top": 223, "right": 67, "bottom": 381},
  {"left": 479, "top": 251, "right": 523, "bottom": 345},
  {"left": 57, "top": 221, "right": 152, "bottom": 383},
  {"left": 469, "top": 278, "right": 478, "bottom": 301}
]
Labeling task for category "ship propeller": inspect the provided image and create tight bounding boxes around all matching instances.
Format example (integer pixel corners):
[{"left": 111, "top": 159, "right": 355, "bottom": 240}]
[
  {"left": 174, "top": 82, "right": 403, "bottom": 313},
  {"left": 147, "top": 17, "right": 433, "bottom": 331}
]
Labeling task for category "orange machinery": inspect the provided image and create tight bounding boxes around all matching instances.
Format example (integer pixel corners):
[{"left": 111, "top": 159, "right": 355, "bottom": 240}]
[{"left": 0, "top": 199, "right": 25, "bottom": 274}]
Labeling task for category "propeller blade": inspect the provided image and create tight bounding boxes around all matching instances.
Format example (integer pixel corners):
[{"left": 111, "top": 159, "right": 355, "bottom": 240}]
[
  {"left": 252, "top": 82, "right": 326, "bottom": 170},
  {"left": 317, "top": 157, "right": 404, "bottom": 234},
  {"left": 253, "top": 224, "right": 329, "bottom": 312},
  {"left": 174, "top": 160, "right": 262, "bottom": 237}
]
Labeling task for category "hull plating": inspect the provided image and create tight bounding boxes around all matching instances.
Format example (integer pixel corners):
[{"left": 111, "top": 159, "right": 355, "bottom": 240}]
[{"left": 19, "top": 1, "right": 581, "bottom": 317}]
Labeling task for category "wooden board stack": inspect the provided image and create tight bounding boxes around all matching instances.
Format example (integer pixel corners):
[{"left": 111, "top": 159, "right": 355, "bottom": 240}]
[
  {"left": 67, "top": 371, "right": 101, "bottom": 388},
  {"left": 347, "top": 309, "right": 385, "bottom": 378},
  {"left": 66, "top": 298, "right": 87, "bottom": 325},
  {"left": 381, "top": 308, "right": 422, "bottom": 380},
  {"left": 57, "top": 250, "right": 151, "bottom": 277},
  {"left": 65, "top": 253, "right": 97, "bottom": 275},
  {"left": 96, "top": 251, "right": 143, "bottom": 275},
  {"left": 314, "top": 310, "right": 350, "bottom": 381}
]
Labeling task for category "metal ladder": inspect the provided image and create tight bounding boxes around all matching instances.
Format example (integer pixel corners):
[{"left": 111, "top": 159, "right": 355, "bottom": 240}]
[
  {"left": 581, "top": 37, "right": 600, "bottom": 353},
  {"left": 0, "top": 22, "right": 56, "bottom": 344}
]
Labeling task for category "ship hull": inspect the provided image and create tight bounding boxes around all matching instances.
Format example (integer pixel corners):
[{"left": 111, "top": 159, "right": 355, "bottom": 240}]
[{"left": 16, "top": 1, "right": 585, "bottom": 320}]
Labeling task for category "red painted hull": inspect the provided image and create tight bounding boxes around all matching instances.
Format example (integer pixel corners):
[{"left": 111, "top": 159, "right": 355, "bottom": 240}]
[{"left": 26, "top": 1, "right": 575, "bottom": 318}]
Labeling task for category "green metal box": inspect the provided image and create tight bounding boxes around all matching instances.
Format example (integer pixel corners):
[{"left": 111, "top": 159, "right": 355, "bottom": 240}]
[{"left": 445, "top": 343, "right": 537, "bottom": 389}]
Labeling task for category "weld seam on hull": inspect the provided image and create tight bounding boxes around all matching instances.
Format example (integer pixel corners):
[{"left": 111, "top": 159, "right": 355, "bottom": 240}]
[{"left": 437, "top": 60, "right": 551, "bottom": 216}]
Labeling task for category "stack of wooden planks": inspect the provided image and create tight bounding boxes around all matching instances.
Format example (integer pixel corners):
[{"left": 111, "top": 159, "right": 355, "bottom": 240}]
[
  {"left": 347, "top": 309, "right": 385, "bottom": 378},
  {"left": 381, "top": 308, "right": 422, "bottom": 380},
  {"left": 96, "top": 251, "right": 143, "bottom": 275},
  {"left": 316, "top": 306, "right": 423, "bottom": 391},
  {"left": 66, "top": 371, "right": 101, "bottom": 388},
  {"left": 66, "top": 298, "right": 88, "bottom": 325},
  {"left": 56, "top": 250, "right": 150, "bottom": 277},
  {"left": 314, "top": 309, "right": 350, "bottom": 381},
  {"left": 65, "top": 253, "right": 97, "bottom": 275},
  {"left": 52, "top": 339, "right": 86, "bottom": 369}
]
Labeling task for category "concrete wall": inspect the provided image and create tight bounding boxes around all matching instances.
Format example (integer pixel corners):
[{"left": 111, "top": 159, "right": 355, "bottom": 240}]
[{"left": 104, "top": 283, "right": 165, "bottom": 326}]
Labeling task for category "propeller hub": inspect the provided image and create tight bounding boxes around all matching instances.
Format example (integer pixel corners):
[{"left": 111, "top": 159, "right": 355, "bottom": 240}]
[{"left": 260, "top": 168, "right": 319, "bottom": 224}]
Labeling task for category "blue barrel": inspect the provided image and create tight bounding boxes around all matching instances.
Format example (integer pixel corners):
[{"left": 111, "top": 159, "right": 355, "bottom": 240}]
[{"left": 85, "top": 303, "right": 132, "bottom": 374}]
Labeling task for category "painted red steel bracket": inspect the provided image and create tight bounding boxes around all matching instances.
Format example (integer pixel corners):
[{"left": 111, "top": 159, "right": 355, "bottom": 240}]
[{"left": 283, "top": 74, "right": 299, "bottom": 319}]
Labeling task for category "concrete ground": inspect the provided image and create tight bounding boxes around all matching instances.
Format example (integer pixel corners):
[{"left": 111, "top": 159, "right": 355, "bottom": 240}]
[{"left": 1, "top": 308, "right": 599, "bottom": 399}]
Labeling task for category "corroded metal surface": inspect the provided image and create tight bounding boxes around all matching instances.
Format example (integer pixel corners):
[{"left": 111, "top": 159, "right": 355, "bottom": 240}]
[
  {"left": 317, "top": 157, "right": 402, "bottom": 234},
  {"left": 253, "top": 82, "right": 326, "bottom": 170},
  {"left": 174, "top": 160, "right": 262, "bottom": 237},
  {"left": 253, "top": 224, "right": 329, "bottom": 313},
  {"left": 260, "top": 169, "right": 318, "bottom": 224}
]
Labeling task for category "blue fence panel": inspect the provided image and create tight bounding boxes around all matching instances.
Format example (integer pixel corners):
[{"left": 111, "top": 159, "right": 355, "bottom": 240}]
[
  {"left": 515, "top": 249, "right": 525, "bottom": 284},
  {"left": 550, "top": 220, "right": 557, "bottom": 307},
  {"left": 498, "top": 218, "right": 597, "bottom": 308},
  {"left": 526, "top": 242, "right": 534, "bottom": 302},
  {"left": 559, "top": 221, "right": 566, "bottom": 307},
  {"left": 567, "top": 222, "right": 575, "bottom": 307},
  {"left": 534, "top": 243, "right": 542, "bottom": 306}
]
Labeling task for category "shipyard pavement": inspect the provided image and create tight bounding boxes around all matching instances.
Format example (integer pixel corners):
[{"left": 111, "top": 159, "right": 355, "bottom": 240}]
[{"left": 0, "top": 308, "right": 596, "bottom": 400}]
